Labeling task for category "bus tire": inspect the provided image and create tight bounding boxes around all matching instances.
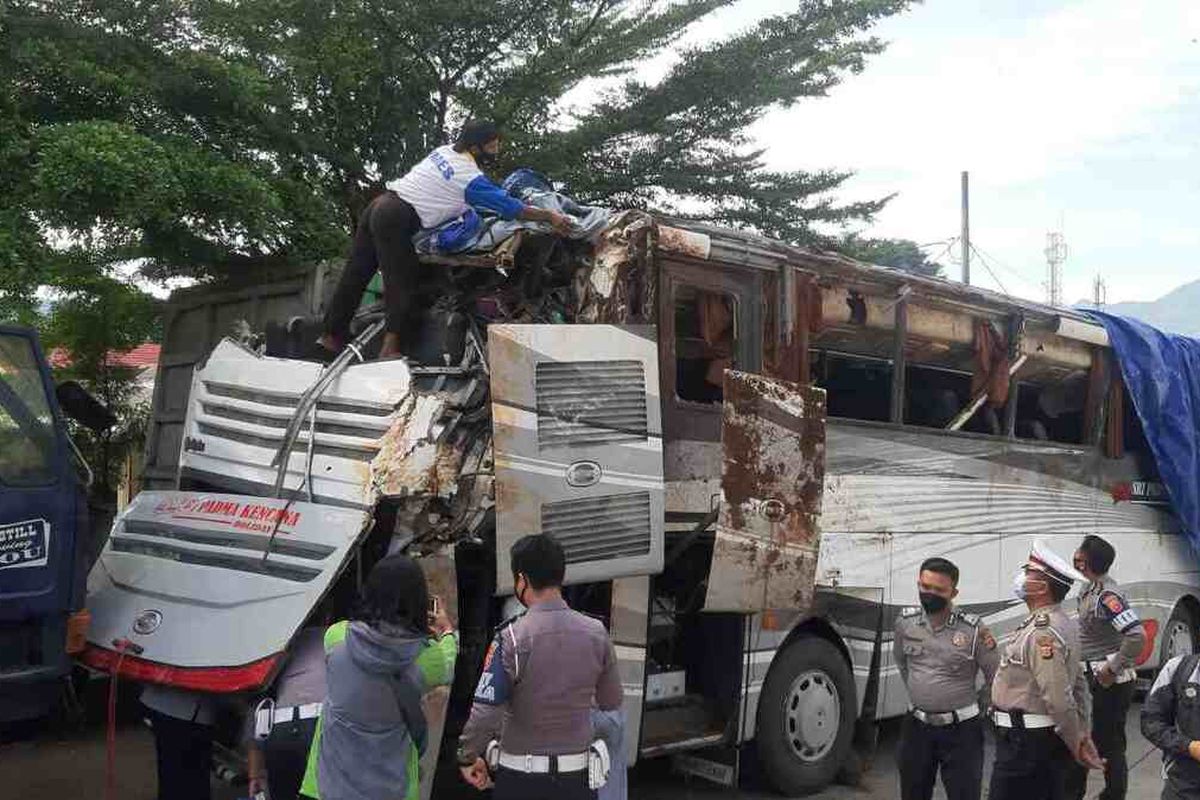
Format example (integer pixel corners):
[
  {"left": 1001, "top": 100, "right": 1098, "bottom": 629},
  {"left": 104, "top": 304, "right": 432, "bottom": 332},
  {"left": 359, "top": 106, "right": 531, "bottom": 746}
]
[
  {"left": 756, "top": 636, "right": 856, "bottom": 795},
  {"left": 1162, "top": 603, "right": 1198, "bottom": 664}
]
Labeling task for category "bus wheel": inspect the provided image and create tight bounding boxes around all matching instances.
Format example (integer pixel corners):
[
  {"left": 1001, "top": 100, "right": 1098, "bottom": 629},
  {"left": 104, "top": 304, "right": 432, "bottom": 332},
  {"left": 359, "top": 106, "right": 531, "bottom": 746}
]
[
  {"left": 756, "top": 636, "right": 855, "bottom": 795},
  {"left": 1162, "top": 604, "right": 1198, "bottom": 663}
]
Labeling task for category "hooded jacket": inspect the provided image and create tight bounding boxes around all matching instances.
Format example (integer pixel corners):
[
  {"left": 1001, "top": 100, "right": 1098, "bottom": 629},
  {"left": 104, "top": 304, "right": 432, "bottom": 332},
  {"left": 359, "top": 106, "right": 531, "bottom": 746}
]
[{"left": 303, "top": 620, "right": 457, "bottom": 800}]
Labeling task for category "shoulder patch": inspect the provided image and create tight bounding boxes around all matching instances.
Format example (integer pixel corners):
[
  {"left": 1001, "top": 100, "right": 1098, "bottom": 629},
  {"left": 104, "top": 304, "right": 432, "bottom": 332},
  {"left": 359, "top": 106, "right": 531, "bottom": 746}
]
[
  {"left": 959, "top": 613, "right": 980, "bottom": 627},
  {"left": 1034, "top": 612, "right": 1050, "bottom": 628},
  {"left": 1099, "top": 591, "right": 1127, "bottom": 617},
  {"left": 473, "top": 633, "right": 511, "bottom": 706}
]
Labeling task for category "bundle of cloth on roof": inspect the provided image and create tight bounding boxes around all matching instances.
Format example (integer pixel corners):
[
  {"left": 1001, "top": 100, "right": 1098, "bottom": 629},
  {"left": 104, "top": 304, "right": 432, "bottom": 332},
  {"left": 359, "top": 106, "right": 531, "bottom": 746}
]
[{"left": 413, "top": 168, "right": 611, "bottom": 255}]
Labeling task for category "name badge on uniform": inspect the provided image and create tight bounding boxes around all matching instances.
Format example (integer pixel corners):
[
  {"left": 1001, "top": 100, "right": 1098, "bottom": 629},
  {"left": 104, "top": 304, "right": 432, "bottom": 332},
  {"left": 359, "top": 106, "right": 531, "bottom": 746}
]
[{"left": 952, "top": 632, "right": 968, "bottom": 648}]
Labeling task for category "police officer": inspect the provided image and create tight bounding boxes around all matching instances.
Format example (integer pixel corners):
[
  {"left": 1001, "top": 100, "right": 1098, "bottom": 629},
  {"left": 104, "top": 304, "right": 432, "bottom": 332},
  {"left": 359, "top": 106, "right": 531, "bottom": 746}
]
[
  {"left": 457, "top": 535, "right": 623, "bottom": 800},
  {"left": 1065, "top": 535, "right": 1146, "bottom": 800},
  {"left": 989, "top": 541, "right": 1105, "bottom": 799},
  {"left": 1141, "top": 652, "right": 1200, "bottom": 799},
  {"left": 894, "top": 557, "right": 999, "bottom": 800}
]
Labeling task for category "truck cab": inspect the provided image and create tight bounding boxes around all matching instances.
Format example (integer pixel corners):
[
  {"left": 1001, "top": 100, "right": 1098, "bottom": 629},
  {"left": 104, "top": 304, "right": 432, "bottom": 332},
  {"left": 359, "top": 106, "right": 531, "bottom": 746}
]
[{"left": 0, "top": 326, "right": 100, "bottom": 722}]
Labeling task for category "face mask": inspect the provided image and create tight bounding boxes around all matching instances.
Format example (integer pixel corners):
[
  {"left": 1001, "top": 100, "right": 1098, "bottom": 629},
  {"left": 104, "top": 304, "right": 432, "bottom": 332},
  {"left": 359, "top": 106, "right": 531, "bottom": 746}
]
[
  {"left": 475, "top": 149, "right": 497, "bottom": 167},
  {"left": 918, "top": 591, "right": 949, "bottom": 614},
  {"left": 1012, "top": 569, "right": 1048, "bottom": 600}
]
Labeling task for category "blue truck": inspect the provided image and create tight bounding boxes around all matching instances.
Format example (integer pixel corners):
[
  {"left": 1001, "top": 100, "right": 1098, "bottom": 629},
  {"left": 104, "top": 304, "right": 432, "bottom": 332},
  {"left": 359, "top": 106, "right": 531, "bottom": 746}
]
[{"left": 0, "top": 324, "right": 112, "bottom": 722}]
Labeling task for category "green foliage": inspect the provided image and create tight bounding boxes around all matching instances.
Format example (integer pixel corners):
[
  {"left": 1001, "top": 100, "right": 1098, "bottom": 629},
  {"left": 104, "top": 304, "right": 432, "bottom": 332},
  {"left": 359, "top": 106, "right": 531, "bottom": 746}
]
[
  {"left": 44, "top": 274, "right": 160, "bottom": 493},
  {"left": 839, "top": 236, "right": 945, "bottom": 278},
  {"left": 2, "top": 0, "right": 914, "bottom": 293}
]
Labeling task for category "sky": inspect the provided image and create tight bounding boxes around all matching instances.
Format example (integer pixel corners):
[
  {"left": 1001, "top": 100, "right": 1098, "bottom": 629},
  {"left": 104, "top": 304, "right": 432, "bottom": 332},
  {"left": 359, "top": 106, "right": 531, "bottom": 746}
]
[{"left": 684, "top": 0, "right": 1200, "bottom": 305}]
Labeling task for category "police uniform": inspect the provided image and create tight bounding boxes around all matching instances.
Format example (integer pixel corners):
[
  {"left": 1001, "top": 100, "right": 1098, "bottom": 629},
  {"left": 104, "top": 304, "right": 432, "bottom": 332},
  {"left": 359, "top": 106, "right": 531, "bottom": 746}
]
[
  {"left": 893, "top": 605, "right": 999, "bottom": 800},
  {"left": 1141, "top": 654, "right": 1200, "bottom": 800},
  {"left": 458, "top": 598, "right": 623, "bottom": 800},
  {"left": 989, "top": 543, "right": 1089, "bottom": 800},
  {"left": 1064, "top": 572, "right": 1145, "bottom": 800}
]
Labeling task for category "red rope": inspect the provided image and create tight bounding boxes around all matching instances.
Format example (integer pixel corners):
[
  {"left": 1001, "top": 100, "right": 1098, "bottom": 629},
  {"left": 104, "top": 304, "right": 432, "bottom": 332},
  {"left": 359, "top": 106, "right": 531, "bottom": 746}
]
[{"left": 105, "top": 641, "right": 133, "bottom": 800}]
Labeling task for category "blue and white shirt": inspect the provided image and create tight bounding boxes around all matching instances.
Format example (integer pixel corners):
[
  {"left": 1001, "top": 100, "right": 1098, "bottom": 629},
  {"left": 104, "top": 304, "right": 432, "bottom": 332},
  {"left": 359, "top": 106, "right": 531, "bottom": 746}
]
[{"left": 387, "top": 145, "right": 524, "bottom": 229}]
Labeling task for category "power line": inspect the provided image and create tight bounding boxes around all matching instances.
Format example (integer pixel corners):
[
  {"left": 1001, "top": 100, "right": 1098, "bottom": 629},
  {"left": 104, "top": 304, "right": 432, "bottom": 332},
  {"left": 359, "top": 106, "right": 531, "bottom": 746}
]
[
  {"left": 969, "top": 243, "right": 1009, "bottom": 295},
  {"left": 968, "top": 242, "right": 1043, "bottom": 291}
]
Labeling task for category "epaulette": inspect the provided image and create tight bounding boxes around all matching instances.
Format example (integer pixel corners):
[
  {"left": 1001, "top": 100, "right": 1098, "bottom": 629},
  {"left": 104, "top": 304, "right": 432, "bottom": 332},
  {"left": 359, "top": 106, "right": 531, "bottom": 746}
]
[
  {"left": 958, "top": 613, "right": 981, "bottom": 627},
  {"left": 495, "top": 610, "right": 526, "bottom": 634},
  {"left": 1033, "top": 611, "right": 1050, "bottom": 628},
  {"left": 899, "top": 606, "right": 922, "bottom": 619}
]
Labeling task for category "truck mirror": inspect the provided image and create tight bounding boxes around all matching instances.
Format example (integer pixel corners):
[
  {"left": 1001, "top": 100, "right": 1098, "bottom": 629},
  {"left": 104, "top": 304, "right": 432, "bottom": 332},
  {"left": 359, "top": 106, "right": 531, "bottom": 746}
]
[{"left": 56, "top": 381, "right": 118, "bottom": 433}]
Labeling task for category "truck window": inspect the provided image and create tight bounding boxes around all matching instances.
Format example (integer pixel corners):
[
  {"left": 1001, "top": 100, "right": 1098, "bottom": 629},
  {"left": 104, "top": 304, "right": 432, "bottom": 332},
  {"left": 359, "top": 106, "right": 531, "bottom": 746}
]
[
  {"left": 0, "top": 335, "right": 57, "bottom": 485},
  {"left": 674, "top": 286, "right": 736, "bottom": 404}
]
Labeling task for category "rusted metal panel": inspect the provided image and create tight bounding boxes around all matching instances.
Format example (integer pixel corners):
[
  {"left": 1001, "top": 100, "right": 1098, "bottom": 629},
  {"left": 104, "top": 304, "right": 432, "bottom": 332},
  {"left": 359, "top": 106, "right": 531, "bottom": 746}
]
[
  {"left": 656, "top": 224, "right": 712, "bottom": 260},
  {"left": 579, "top": 210, "right": 658, "bottom": 324},
  {"left": 704, "top": 372, "right": 827, "bottom": 612}
]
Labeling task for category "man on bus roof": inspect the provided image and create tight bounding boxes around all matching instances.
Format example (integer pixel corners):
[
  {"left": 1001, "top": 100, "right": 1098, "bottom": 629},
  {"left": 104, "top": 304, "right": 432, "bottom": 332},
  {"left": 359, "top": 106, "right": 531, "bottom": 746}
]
[
  {"left": 893, "top": 557, "right": 999, "bottom": 800},
  {"left": 315, "top": 119, "right": 573, "bottom": 361},
  {"left": 988, "top": 540, "right": 1105, "bottom": 799}
]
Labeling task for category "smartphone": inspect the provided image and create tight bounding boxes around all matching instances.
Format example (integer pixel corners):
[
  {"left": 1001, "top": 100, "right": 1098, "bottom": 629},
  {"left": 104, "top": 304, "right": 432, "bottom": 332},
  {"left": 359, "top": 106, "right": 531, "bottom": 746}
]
[{"left": 428, "top": 595, "right": 441, "bottom": 618}]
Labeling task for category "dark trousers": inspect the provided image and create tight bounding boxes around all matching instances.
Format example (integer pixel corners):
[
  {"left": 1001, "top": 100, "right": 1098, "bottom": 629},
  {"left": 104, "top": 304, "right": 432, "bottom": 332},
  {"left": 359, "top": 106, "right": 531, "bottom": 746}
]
[
  {"left": 493, "top": 766, "right": 595, "bottom": 800},
  {"left": 264, "top": 717, "right": 318, "bottom": 800},
  {"left": 1065, "top": 678, "right": 1134, "bottom": 800},
  {"left": 323, "top": 192, "right": 422, "bottom": 340},
  {"left": 146, "top": 709, "right": 213, "bottom": 800},
  {"left": 898, "top": 714, "right": 984, "bottom": 800},
  {"left": 989, "top": 726, "right": 1072, "bottom": 800}
]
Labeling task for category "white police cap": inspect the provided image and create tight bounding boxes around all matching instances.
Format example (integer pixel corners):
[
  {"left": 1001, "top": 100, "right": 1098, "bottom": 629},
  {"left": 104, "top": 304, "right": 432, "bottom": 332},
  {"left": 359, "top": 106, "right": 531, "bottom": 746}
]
[{"left": 1022, "top": 539, "right": 1086, "bottom": 586}]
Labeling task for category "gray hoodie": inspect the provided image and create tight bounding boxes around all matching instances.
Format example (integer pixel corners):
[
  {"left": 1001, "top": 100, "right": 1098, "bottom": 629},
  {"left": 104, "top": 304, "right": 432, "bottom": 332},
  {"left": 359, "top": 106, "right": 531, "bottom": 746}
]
[{"left": 317, "top": 621, "right": 428, "bottom": 800}]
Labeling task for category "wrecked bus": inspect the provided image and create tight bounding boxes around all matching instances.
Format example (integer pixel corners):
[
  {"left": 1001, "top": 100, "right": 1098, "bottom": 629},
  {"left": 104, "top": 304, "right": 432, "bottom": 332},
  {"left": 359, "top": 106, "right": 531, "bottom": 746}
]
[{"left": 81, "top": 213, "right": 1193, "bottom": 794}]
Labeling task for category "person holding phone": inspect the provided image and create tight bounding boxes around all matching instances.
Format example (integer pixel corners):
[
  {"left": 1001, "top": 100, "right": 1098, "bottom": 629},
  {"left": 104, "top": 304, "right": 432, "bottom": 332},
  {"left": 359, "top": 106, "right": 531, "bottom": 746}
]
[{"left": 298, "top": 554, "right": 457, "bottom": 800}]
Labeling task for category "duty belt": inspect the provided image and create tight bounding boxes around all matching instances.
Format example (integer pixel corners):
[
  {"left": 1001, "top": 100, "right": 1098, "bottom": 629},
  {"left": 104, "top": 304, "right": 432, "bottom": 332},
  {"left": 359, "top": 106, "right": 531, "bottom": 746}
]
[
  {"left": 991, "top": 709, "right": 1055, "bottom": 729},
  {"left": 910, "top": 702, "right": 979, "bottom": 727},
  {"left": 1083, "top": 658, "right": 1136, "bottom": 684},
  {"left": 498, "top": 751, "right": 589, "bottom": 774}
]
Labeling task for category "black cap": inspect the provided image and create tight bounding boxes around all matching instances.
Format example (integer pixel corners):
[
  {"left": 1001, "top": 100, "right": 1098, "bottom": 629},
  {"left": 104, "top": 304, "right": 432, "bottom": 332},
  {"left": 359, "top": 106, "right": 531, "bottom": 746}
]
[{"left": 455, "top": 119, "right": 500, "bottom": 149}]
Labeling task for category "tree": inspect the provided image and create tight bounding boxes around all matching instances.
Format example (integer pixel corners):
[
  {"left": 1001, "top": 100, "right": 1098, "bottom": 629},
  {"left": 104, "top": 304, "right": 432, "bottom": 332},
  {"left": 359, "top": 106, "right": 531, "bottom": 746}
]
[
  {"left": 1, "top": 0, "right": 914, "bottom": 294},
  {"left": 838, "top": 236, "right": 945, "bottom": 279}
]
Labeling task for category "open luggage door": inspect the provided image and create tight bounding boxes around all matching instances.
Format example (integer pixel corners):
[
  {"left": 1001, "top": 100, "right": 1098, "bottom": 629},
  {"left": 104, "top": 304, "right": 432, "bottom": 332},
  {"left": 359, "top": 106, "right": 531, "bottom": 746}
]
[
  {"left": 704, "top": 372, "right": 826, "bottom": 612},
  {"left": 489, "top": 325, "right": 664, "bottom": 592}
]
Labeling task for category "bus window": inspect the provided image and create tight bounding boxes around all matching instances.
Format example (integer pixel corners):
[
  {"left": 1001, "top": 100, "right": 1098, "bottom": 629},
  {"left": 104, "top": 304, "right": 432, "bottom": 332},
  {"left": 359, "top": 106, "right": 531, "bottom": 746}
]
[
  {"left": 0, "top": 335, "right": 57, "bottom": 485},
  {"left": 816, "top": 352, "right": 890, "bottom": 422},
  {"left": 674, "top": 286, "right": 736, "bottom": 405}
]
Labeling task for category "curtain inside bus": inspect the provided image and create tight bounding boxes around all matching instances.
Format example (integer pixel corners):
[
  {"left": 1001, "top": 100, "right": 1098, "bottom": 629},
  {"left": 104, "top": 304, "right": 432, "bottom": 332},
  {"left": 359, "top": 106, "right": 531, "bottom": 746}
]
[{"left": 1088, "top": 311, "right": 1200, "bottom": 553}]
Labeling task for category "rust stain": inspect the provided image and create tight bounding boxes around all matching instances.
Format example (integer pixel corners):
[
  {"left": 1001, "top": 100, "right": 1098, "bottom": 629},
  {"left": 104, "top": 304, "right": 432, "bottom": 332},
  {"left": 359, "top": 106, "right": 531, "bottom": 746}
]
[
  {"left": 707, "top": 370, "right": 827, "bottom": 613},
  {"left": 656, "top": 224, "right": 711, "bottom": 260}
]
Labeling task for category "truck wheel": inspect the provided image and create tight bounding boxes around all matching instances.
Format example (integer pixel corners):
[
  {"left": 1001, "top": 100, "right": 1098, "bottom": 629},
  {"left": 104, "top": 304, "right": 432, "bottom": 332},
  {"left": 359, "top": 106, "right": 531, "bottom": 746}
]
[
  {"left": 756, "top": 637, "right": 856, "bottom": 795},
  {"left": 1162, "top": 603, "right": 1198, "bottom": 664}
]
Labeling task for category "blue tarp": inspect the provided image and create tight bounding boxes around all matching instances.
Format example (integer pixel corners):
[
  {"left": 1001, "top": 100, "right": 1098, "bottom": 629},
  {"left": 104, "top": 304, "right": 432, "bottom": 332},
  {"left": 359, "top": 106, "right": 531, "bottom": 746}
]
[{"left": 1086, "top": 311, "right": 1200, "bottom": 549}]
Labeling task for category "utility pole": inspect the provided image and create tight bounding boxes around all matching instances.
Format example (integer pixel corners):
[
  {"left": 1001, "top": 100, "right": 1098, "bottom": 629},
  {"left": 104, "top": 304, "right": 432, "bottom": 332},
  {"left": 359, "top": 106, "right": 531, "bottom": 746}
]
[
  {"left": 1092, "top": 274, "right": 1107, "bottom": 308},
  {"left": 1044, "top": 231, "right": 1067, "bottom": 307},
  {"left": 960, "top": 171, "right": 970, "bottom": 285}
]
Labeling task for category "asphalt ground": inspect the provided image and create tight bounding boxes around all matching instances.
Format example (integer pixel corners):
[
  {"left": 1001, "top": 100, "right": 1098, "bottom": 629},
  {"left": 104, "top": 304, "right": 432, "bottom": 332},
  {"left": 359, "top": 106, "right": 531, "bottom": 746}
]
[{"left": 0, "top": 679, "right": 1169, "bottom": 799}]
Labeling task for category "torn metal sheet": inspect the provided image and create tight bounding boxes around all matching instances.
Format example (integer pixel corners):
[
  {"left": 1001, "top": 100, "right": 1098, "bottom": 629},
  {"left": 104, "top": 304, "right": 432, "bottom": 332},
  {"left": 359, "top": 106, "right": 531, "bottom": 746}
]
[
  {"left": 369, "top": 393, "right": 463, "bottom": 500},
  {"left": 579, "top": 211, "right": 657, "bottom": 324},
  {"left": 704, "top": 371, "right": 827, "bottom": 612}
]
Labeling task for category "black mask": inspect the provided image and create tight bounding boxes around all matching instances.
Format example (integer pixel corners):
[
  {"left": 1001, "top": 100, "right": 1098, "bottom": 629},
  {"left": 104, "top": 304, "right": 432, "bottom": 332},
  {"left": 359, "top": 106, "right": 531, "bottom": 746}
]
[
  {"left": 475, "top": 149, "right": 497, "bottom": 167},
  {"left": 918, "top": 591, "right": 949, "bottom": 614}
]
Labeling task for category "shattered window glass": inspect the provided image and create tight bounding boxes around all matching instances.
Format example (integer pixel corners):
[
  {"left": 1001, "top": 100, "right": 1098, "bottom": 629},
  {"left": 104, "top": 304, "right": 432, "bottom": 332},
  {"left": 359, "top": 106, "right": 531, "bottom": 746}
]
[{"left": 674, "top": 286, "right": 737, "bottom": 405}]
